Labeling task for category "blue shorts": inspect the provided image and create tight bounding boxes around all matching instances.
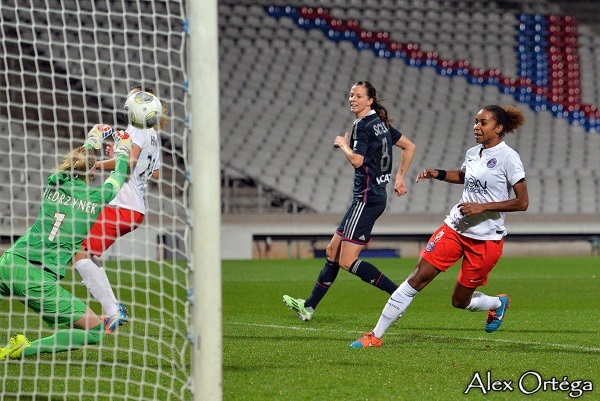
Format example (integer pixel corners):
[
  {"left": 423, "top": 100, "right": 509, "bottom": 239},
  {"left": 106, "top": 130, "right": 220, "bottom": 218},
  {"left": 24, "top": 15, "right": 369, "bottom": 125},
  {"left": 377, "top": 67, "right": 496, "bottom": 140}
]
[{"left": 336, "top": 200, "right": 386, "bottom": 245}]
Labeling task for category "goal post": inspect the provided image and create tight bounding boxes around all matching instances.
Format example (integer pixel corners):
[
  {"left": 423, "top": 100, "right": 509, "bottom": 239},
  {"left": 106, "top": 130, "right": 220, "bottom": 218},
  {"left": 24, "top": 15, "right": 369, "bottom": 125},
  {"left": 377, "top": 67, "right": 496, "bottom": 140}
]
[
  {"left": 188, "top": 0, "right": 223, "bottom": 400},
  {"left": 0, "top": 0, "right": 204, "bottom": 399}
]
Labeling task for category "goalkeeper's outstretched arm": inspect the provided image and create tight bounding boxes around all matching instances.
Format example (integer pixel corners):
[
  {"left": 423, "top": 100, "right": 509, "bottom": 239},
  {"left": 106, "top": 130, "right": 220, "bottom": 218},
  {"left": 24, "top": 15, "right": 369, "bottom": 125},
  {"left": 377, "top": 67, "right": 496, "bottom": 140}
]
[
  {"left": 100, "top": 131, "right": 132, "bottom": 203},
  {"left": 83, "top": 124, "right": 130, "bottom": 202}
]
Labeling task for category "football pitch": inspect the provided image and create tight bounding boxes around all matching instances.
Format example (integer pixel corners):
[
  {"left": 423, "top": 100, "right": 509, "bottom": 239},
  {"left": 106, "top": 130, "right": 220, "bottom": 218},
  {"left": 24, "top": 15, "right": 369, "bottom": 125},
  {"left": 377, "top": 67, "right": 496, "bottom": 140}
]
[
  {"left": 223, "top": 257, "right": 598, "bottom": 401},
  {"left": 1, "top": 257, "right": 598, "bottom": 400}
]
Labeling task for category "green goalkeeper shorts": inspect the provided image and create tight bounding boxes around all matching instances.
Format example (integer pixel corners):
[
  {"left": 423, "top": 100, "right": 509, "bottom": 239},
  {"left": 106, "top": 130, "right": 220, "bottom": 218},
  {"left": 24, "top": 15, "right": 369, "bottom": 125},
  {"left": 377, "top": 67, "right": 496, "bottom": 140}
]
[{"left": 0, "top": 252, "right": 87, "bottom": 328}]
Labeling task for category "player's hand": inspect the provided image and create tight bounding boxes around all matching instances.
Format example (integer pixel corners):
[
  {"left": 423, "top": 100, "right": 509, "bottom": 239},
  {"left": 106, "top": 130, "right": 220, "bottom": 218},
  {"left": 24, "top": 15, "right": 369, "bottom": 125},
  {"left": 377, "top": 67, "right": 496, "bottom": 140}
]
[
  {"left": 84, "top": 124, "right": 108, "bottom": 150},
  {"left": 113, "top": 130, "right": 132, "bottom": 157},
  {"left": 415, "top": 168, "right": 439, "bottom": 183},
  {"left": 105, "top": 142, "right": 114, "bottom": 158},
  {"left": 394, "top": 176, "right": 408, "bottom": 196},
  {"left": 458, "top": 202, "right": 486, "bottom": 217},
  {"left": 333, "top": 132, "right": 350, "bottom": 149}
]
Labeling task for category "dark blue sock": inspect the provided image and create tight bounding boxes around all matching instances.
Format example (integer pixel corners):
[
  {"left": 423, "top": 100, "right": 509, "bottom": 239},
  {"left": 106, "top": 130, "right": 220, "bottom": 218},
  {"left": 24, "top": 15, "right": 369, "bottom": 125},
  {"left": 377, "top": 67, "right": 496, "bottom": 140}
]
[
  {"left": 349, "top": 259, "right": 398, "bottom": 295},
  {"left": 304, "top": 260, "right": 340, "bottom": 309}
]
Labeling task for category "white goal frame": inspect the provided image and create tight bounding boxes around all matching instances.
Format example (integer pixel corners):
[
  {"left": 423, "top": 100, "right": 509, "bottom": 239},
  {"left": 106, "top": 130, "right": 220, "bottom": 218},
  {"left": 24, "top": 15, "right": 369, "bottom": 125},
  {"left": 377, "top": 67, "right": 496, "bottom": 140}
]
[
  {"left": 0, "top": 0, "right": 220, "bottom": 398},
  {"left": 189, "top": 1, "right": 222, "bottom": 400}
]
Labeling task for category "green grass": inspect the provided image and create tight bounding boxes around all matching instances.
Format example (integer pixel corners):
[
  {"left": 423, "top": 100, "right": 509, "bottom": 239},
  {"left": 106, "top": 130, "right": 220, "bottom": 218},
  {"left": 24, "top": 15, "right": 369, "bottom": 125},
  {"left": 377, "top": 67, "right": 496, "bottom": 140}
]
[
  {"left": 1, "top": 257, "right": 599, "bottom": 400},
  {"left": 222, "top": 257, "right": 599, "bottom": 401},
  {"left": 0, "top": 260, "right": 191, "bottom": 401}
]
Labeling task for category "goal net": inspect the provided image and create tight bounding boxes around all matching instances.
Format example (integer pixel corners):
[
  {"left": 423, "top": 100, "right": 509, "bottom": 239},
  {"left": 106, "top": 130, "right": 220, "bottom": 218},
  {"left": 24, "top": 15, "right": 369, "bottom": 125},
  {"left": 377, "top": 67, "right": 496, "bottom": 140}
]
[{"left": 0, "top": 1, "right": 192, "bottom": 399}]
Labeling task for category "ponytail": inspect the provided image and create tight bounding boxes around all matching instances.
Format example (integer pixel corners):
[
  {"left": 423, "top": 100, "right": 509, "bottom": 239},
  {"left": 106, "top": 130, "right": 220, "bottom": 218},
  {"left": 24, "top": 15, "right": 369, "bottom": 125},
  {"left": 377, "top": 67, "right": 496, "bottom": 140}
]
[{"left": 354, "top": 81, "right": 393, "bottom": 127}]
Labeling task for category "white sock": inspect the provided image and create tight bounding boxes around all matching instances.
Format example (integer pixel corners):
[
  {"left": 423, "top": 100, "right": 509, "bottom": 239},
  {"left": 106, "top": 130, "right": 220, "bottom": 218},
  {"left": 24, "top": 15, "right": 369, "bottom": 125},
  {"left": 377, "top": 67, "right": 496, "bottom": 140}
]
[
  {"left": 73, "top": 258, "right": 119, "bottom": 316},
  {"left": 465, "top": 291, "right": 501, "bottom": 312},
  {"left": 372, "top": 281, "right": 419, "bottom": 338}
]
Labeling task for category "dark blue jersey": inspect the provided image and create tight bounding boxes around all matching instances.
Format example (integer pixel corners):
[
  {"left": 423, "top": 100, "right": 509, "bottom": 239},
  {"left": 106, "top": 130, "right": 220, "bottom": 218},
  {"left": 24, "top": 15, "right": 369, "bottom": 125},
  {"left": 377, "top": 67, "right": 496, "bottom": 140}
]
[{"left": 350, "top": 110, "right": 403, "bottom": 204}]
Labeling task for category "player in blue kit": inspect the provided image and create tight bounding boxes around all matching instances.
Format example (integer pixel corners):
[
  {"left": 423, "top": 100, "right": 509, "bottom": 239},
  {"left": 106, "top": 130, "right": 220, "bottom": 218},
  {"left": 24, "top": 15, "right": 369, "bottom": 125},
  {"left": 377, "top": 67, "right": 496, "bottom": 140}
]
[{"left": 283, "top": 81, "right": 416, "bottom": 321}]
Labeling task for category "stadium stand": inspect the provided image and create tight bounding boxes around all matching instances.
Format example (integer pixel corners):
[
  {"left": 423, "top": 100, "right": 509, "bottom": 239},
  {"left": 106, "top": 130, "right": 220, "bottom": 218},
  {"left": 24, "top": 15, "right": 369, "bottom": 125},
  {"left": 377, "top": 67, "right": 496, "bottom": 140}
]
[
  {"left": 216, "top": 0, "right": 600, "bottom": 258},
  {"left": 1, "top": 0, "right": 599, "bottom": 257},
  {"left": 218, "top": 0, "right": 600, "bottom": 218}
]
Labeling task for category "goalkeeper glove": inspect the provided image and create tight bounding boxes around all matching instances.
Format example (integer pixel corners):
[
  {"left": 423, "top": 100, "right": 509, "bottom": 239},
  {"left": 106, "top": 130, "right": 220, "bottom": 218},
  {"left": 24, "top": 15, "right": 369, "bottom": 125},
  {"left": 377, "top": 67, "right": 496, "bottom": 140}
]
[
  {"left": 84, "top": 124, "right": 113, "bottom": 150},
  {"left": 113, "top": 130, "right": 132, "bottom": 157}
]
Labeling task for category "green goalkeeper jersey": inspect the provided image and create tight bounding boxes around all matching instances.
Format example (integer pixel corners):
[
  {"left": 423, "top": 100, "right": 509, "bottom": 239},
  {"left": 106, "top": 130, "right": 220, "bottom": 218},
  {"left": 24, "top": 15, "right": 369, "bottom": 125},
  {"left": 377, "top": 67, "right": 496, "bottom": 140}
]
[{"left": 8, "top": 154, "right": 129, "bottom": 278}]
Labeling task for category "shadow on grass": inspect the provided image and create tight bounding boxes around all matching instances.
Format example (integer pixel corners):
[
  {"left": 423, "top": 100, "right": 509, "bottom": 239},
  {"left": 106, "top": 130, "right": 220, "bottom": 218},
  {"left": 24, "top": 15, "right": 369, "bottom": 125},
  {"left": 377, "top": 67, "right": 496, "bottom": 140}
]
[
  {"left": 225, "top": 326, "right": 599, "bottom": 357},
  {"left": 384, "top": 331, "right": 600, "bottom": 355},
  {"left": 403, "top": 324, "right": 599, "bottom": 335}
]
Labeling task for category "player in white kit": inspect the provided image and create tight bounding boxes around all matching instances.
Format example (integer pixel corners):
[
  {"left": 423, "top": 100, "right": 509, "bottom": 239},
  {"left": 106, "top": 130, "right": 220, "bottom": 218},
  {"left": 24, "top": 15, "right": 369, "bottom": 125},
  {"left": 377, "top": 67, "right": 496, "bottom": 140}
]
[
  {"left": 73, "top": 85, "right": 166, "bottom": 333},
  {"left": 350, "top": 105, "right": 529, "bottom": 348}
]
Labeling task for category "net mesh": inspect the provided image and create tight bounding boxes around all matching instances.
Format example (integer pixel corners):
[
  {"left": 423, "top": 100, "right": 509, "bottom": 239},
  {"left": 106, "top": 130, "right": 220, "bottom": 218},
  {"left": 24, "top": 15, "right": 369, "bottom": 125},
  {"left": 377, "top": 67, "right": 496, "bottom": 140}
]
[{"left": 0, "top": 1, "right": 190, "bottom": 399}]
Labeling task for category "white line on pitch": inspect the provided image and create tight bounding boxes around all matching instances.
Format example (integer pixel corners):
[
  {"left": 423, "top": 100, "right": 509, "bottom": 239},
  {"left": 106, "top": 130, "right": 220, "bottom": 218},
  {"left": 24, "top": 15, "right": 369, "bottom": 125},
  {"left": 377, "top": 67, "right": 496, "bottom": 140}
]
[{"left": 225, "top": 321, "right": 600, "bottom": 353}]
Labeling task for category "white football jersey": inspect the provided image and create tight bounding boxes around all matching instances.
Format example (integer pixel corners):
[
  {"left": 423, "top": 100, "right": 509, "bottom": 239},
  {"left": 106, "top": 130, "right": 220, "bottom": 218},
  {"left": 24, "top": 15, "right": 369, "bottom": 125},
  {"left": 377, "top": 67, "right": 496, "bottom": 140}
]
[
  {"left": 444, "top": 141, "right": 525, "bottom": 240},
  {"left": 109, "top": 124, "right": 161, "bottom": 214}
]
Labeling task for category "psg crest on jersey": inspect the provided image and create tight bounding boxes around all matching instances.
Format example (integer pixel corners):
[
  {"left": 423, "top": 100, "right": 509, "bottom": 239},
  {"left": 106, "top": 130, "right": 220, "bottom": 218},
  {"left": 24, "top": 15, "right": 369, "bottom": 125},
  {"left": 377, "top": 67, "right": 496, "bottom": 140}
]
[{"left": 487, "top": 158, "right": 498, "bottom": 168}]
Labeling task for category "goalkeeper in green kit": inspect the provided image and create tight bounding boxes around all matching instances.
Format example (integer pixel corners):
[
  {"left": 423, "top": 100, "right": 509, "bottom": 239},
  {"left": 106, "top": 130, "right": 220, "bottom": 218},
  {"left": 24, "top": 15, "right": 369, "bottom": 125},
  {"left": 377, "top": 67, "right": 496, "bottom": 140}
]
[{"left": 0, "top": 125, "right": 132, "bottom": 360}]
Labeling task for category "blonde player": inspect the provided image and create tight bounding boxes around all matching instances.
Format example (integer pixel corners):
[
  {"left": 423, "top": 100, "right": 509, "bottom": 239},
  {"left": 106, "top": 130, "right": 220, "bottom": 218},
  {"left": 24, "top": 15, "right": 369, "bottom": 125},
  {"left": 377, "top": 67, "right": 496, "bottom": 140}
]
[
  {"left": 0, "top": 130, "right": 131, "bottom": 360},
  {"left": 73, "top": 85, "right": 166, "bottom": 333},
  {"left": 350, "top": 105, "right": 529, "bottom": 348}
]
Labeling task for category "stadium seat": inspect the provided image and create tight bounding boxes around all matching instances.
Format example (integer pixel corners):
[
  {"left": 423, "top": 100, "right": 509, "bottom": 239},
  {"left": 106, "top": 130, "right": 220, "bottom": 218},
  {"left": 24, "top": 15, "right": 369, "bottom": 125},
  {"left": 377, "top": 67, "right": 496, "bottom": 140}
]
[{"left": 207, "top": 2, "right": 600, "bottom": 217}]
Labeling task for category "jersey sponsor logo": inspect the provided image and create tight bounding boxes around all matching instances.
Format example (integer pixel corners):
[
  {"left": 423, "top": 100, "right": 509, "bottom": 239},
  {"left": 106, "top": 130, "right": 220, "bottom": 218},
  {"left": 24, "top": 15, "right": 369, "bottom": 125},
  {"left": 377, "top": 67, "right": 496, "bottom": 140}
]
[
  {"left": 487, "top": 158, "right": 498, "bottom": 168},
  {"left": 44, "top": 189, "right": 99, "bottom": 214},
  {"left": 375, "top": 173, "right": 391, "bottom": 185},
  {"left": 426, "top": 241, "right": 436, "bottom": 252},
  {"left": 465, "top": 177, "right": 489, "bottom": 195}
]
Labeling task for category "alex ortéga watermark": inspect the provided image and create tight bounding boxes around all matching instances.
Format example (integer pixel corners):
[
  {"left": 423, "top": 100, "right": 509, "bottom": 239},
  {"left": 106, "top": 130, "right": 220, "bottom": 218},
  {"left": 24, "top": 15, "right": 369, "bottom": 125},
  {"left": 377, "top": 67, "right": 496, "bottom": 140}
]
[{"left": 463, "top": 370, "right": 594, "bottom": 398}]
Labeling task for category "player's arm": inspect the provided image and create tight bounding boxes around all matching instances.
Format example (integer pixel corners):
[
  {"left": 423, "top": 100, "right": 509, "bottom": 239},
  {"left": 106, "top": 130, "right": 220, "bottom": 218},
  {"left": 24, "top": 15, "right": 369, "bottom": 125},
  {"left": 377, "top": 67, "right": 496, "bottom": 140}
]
[
  {"left": 96, "top": 143, "right": 142, "bottom": 172},
  {"left": 101, "top": 131, "right": 132, "bottom": 202},
  {"left": 96, "top": 157, "right": 116, "bottom": 171},
  {"left": 415, "top": 168, "right": 464, "bottom": 184},
  {"left": 459, "top": 179, "right": 529, "bottom": 216},
  {"left": 334, "top": 132, "right": 364, "bottom": 168},
  {"left": 393, "top": 135, "right": 416, "bottom": 196},
  {"left": 127, "top": 143, "right": 142, "bottom": 169}
]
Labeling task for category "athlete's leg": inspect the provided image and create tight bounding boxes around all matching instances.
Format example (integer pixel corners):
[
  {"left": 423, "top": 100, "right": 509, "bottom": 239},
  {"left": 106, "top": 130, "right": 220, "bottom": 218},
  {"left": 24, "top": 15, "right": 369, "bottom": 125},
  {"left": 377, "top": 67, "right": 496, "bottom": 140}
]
[
  {"left": 22, "top": 307, "right": 105, "bottom": 358},
  {"left": 75, "top": 207, "right": 142, "bottom": 317},
  {"left": 367, "top": 225, "right": 462, "bottom": 341},
  {"left": 73, "top": 250, "right": 119, "bottom": 316},
  {"left": 456, "top": 237, "right": 504, "bottom": 311},
  {"left": 372, "top": 258, "right": 441, "bottom": 338},
  {"left": 460, "top": 287, "right": 501, "bottom": 311},
  {"left": 452, "top": 283, "right": 480, "bottom": 309},
  {"left": 76, "top": 207, "right": 121, "bottom": 315},
  {"left": 303, "top": 234, "right": 342, "bottom": 310},
  {"left": 341, "top": 240, "right": 398, "bottom": 295}
]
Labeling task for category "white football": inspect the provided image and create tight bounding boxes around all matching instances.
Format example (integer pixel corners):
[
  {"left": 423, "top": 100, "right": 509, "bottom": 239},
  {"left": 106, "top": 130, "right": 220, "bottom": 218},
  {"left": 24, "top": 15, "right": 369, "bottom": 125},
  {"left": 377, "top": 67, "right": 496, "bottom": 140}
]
[{"left": 124, "top": 91, "right": 162, "bottom": 129}]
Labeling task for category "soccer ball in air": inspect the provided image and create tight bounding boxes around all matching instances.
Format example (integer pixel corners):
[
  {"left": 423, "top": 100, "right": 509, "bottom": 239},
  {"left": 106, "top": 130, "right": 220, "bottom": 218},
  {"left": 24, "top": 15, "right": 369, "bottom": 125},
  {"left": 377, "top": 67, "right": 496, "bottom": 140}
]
[{"left": 124, "top": 91, "right": 162, "bottom": 129}]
